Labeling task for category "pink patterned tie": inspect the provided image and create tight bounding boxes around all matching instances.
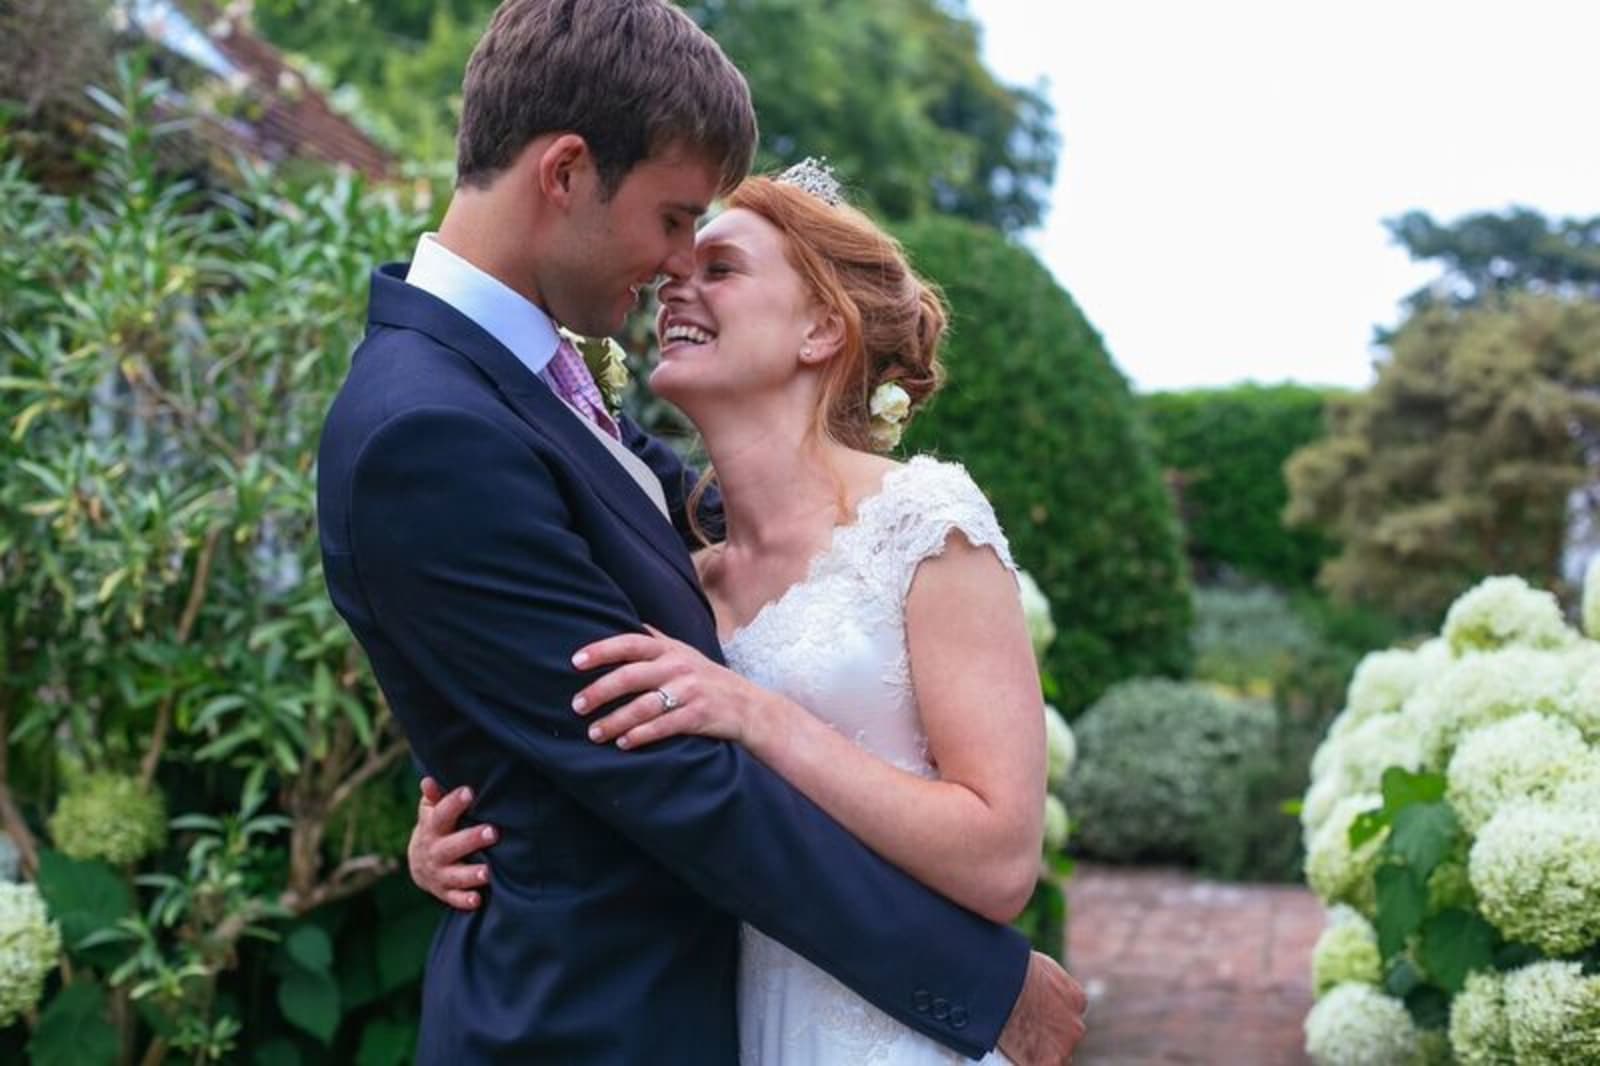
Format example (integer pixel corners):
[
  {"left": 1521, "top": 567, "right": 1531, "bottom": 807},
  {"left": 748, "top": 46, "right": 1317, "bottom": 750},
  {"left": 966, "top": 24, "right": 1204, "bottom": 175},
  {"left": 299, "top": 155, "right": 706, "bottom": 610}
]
[{"left": 544, "top": 336, "right": 620, "bottom": 440}]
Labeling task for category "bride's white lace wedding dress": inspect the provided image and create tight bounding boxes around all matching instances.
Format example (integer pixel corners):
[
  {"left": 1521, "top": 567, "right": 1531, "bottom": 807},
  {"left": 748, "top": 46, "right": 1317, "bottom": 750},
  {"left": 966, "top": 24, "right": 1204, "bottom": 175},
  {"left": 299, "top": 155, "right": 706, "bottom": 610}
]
[{"left": 722, "top": 456, "right": 1018, "bottom": 1066}]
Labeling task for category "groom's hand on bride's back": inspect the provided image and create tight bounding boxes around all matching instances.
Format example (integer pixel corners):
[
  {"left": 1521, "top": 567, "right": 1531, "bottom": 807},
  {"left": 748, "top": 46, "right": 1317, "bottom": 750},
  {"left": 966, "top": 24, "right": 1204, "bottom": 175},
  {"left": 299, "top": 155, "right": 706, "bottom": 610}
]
[
  {"left": 409, "top": 777, "right": 496, "bottom": 910},
  {"left": 997, "top": 951, "right": 1088, "bottom": 1065}
]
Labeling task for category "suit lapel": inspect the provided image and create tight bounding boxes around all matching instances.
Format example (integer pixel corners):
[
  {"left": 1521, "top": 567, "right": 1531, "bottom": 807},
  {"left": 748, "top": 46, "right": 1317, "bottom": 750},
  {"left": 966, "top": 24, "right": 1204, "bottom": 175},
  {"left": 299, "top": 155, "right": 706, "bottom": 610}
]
[{"left": 364, "top": 264, "right": 706, "bottom": 599}]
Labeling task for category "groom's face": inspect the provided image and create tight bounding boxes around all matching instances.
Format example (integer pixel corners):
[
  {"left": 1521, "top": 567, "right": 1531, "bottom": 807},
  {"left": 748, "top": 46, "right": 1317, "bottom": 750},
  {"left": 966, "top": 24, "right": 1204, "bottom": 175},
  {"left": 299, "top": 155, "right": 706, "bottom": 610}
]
[{"left": 552, "top": 146, "right": 723, "bottom": 336}]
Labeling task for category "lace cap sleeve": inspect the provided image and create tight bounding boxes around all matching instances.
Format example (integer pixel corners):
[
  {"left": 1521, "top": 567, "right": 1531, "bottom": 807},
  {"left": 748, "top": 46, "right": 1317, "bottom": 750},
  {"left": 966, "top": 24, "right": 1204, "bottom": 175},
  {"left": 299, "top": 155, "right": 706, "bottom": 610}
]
[{"left": 864, "top": 456, "right": 1018, "bottom": 603}]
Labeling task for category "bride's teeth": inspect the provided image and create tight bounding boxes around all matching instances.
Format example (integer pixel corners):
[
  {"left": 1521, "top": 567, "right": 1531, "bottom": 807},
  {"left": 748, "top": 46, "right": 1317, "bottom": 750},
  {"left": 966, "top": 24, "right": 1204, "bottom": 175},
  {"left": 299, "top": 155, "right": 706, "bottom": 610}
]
[{"left": 666, "top": 325, "right": 713, "bottom": 345}]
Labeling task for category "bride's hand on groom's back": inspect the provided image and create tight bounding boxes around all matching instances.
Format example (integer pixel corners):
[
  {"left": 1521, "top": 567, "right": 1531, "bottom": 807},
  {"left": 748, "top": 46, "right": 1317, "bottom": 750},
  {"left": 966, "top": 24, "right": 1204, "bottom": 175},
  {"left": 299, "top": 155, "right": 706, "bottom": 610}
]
[
  {"left": 409, "top": 777, "right": 496, "bottom": 911},
  {"left": 570, "top": 626, "right": 791, "bottom": 754}
]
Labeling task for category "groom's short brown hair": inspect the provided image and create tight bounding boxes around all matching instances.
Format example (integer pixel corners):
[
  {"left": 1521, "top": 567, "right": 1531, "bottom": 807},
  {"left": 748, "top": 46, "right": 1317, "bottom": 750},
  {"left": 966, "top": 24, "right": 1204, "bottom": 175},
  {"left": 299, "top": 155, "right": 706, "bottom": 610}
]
[{"left": 457, "top": 0, "right": 756, "bottom": 197}]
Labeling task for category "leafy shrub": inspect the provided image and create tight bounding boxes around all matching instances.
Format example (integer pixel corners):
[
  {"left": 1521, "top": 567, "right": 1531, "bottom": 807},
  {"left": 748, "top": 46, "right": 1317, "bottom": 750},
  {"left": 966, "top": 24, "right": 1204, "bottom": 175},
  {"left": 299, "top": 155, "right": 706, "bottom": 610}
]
[
  {"left": 1142, "top": 384, "right": 1339, "bottom": 589},
  {"left": 898, "top": 217, "right": 1192, "bottom": 713},
  {"left": 1065, "top": 679, "right": 1276, "bottom": 866},
  {"left": 1299, "top": 569, "right": 1600, "bottom": 1065},
  {"left": 0, "top": 67, "right": 434, "bottom": 1063}
]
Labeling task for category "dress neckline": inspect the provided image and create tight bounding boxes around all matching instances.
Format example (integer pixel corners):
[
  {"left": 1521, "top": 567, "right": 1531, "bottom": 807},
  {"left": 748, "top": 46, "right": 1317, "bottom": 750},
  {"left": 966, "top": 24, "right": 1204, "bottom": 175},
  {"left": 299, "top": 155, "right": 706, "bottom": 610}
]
[{"left": 716, "top": 457, "right": 929, "bottom": 648}]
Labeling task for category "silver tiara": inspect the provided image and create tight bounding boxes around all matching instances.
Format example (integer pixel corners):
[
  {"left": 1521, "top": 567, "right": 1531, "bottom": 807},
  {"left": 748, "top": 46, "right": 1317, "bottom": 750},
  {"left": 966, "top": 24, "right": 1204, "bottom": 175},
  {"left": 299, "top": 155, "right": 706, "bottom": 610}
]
[{"left": 777, "top": 157, "right": 844, "bottom": 207}]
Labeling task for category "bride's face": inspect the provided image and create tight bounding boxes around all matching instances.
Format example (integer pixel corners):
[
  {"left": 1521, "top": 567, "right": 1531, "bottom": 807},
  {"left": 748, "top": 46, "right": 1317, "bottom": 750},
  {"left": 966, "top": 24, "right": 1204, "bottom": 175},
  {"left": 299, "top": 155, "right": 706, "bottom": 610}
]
[{"left": 650, "top": 208, "right": 822, "bottom": 410}]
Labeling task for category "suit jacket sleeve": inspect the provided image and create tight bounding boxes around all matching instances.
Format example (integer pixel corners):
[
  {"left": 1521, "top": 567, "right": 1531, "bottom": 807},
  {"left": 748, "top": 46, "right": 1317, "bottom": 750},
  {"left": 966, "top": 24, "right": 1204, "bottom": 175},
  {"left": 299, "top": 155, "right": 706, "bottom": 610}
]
[
  {"left": 345, "top": 407, "right": 1028, "bottom": 1059},
  {"left": 618, "top": 413, "right": 724, "bottom": 547}
]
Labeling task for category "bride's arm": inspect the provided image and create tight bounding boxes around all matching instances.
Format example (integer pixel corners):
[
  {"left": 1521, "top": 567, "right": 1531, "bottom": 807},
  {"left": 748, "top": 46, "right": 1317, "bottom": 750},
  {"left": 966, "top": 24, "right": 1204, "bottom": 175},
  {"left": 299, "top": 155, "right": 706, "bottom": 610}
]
[{"left": 573, "top": 535, "right": 1045, "bottom": 923}]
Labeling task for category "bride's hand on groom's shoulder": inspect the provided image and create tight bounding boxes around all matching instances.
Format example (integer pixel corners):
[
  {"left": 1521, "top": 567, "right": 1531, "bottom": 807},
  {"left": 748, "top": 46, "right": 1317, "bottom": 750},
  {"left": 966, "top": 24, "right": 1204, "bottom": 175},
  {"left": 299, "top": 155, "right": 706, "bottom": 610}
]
[
  {"left": 571, "top": 626, "right": 788, "bottom": 754},
  {"left": 408, "top": 777, "right": 496, "bottom": 911}
]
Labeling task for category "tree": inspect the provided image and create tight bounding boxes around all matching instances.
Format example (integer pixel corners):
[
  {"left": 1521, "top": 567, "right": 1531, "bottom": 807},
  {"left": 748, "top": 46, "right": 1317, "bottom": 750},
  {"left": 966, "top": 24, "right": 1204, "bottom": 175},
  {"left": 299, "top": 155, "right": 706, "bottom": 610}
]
[
  {"left": 1142, "top": 384, "right": 1339, "bottom": 589},
  {"left": 252, "top": 0, "right": 1059, "bottom": 233},
  {"left": 1386, "top": 207, "right": 1600, "bottom": 314},
  {"left": 1285, "top": 294, "right": 1600, "bottom": 621},
  {"left": 899, "top": 216, "right": 1192, "bottom": 712}
]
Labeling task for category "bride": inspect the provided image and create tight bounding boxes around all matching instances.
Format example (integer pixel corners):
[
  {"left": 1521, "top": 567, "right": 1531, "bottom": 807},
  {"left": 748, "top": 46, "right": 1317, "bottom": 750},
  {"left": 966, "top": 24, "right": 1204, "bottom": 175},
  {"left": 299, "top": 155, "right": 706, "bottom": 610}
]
[{"left": 410, "top": 162, "right": 1072, "bottom": 1064}]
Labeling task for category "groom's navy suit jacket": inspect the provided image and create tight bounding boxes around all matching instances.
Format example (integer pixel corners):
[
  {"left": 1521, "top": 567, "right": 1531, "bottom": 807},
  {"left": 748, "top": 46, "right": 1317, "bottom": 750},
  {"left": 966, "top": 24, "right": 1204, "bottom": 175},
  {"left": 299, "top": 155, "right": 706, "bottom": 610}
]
[{"left": 317, "top": 265, "right": 1030, "bottom": 1063}]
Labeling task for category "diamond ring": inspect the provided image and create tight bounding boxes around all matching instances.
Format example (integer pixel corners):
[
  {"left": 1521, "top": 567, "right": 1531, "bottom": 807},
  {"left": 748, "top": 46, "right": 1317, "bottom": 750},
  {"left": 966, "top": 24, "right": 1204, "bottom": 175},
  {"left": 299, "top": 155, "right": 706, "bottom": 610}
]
[{"left": 655, "top": 688, "right": 680, "bottom": 713}]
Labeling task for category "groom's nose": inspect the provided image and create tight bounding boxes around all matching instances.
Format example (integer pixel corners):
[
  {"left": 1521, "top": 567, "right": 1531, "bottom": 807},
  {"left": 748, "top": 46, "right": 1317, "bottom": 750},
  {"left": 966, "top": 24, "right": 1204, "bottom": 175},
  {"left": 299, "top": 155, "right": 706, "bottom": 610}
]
[{"left": 659, "top": 244, "right": 695, "bottom": 283}]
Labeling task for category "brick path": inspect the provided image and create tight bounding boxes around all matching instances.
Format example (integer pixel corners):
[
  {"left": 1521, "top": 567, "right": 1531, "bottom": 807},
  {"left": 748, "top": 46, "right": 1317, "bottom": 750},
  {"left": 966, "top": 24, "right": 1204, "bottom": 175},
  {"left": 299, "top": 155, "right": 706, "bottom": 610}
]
[{"left": 1065, "top": 863, "right": 1324, "bottom": 1066}]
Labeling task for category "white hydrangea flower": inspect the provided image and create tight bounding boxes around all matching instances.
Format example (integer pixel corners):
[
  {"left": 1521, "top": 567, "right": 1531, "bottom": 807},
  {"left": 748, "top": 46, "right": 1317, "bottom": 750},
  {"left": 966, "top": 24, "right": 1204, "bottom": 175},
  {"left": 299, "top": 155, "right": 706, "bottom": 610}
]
[
  {"left": 1502, "top": 961, "right": 1600, "bottom": 1064},
  {"left": 1407, "top": 648, "right": 1585, "bottom": 768},
  {"left": 1441, "top": 575, "right": 1576, "bottom": 657},
  {"left": 1584, "top": 554, "right": 1600, "bottom": 641},
  {"left": 1469, "top": 797, "right": 1600, "bottom": 955},
  {"left": 1305, "top": 983, "right": 1424, "bottom": 1066},
  {"left": 1305, "top": 793, "right": 1384, "bottom": 915},
  {"left": 48, "top": 772, "right": 168, "bottom": 866},
  {"left": 1322, "top": 712, "right": 1426, "bottom": 802},
  {"left": 1043, "top": 704, "right": 1075, "bottom": 788},
  {"left": 1017, "top": 571, "right": 1057, "bottom": 662},
  {"left": 1446, "top": 711, "right": 1600, "bottom": 833},
  {"left": 0, "top": 882, "right": 62, "bottom": 1028},
  {"left": 1301, "top": 771, "right": 1347, "bottom": 845},
  {"left": 1311, "top": 909, "right": 1382, "bottom": 996},
  {"left": 1311, "top": 714, "right": 1354, "bottom": 780},
  {"left": 1560, "top": 644, "right": 1600, "bottom": 740},
  {"left": 1449, "top": 970, "right": 1511, "bottom": 1066},
  {"left": 1042, "top": 794, "right": 1069, "bottom": 853},
  {"left": 1346, "top": 647, "right": 1435, "bottom": 724}
]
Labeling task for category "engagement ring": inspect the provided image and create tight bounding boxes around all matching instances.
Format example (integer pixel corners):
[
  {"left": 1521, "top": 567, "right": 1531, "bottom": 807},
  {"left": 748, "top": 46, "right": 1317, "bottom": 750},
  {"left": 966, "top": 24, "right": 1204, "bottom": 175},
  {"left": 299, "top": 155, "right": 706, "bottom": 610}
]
[{"left": 655, "top": 688, "right": 680, "bottom": 713}]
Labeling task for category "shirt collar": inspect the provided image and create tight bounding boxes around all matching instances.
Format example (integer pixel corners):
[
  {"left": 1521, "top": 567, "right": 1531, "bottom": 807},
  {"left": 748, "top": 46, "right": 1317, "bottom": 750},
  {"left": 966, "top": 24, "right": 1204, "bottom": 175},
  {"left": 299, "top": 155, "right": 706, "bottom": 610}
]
[{"left": 403, "top": 233, "right": 560, "bottom": 377}]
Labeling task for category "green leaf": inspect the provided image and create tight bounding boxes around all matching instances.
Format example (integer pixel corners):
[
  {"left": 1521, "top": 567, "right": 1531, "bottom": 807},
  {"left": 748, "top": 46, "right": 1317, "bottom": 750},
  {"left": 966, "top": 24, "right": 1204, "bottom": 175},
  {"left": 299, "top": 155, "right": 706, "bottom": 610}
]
[
  {"left": 1386, "top": 802, "right": 1460, "bottom": 880},
  {"left": 1384, "top": 956, "right": 1423, "bottom": 999},
  {"left": 1348, "top": 807, "right": 1390, "bottom": 849},
  {"left": 29, "top": 981, "right": 118, "bottom": 1066},
  {"left": 35, "top": 849, "right": 135, "bottom": 952},
  {"left": 1381, "top": 767, "right": 1446, "bottom": 810},
  {"left": 284, "top": 924, "right": 333, "bottom": 974},
  {"left": 1403, "top": 984, "right": 1451, "bottom": 1030},
  {"left": 375, "top": 904, "right": 437, "bottom": 994},
  {"left": 1375, "top": 863, "right": 1428, "bottom": 959},
  {"left": 356, "top": 1018, "right": 417, "bottom": 1066},
  {"left": 277, "top": 967, "right": 341, "bottom": 1045},
  {"left": 253, "top": 1037, "right": 302, "bottom": 1066},
  {"left": 1419, "top": 909, "right": 1499, "bottom": 992}
]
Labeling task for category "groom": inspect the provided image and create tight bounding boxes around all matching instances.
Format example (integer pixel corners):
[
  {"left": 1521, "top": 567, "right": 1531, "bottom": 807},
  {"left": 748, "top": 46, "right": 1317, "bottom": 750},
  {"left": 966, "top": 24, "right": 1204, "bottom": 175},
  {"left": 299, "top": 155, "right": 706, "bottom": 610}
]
[{"left": 317, "top": 0, "right": 1085, "bottom": 1061}]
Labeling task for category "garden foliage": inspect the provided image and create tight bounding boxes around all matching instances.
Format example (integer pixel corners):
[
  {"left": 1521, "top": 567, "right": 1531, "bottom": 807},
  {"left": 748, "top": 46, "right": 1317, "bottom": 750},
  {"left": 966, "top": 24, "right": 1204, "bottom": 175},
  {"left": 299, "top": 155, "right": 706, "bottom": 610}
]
[
  {"left": 0, "top": 68, "right": 433, "bottom": 1064},
  {"left": 1299, "top": 566, "right": 1600, "bottom": 1065},
  {"left": 1064, "top": 679, "right": 1277, "bottom": 870},
  {"left": 1142, "top": 383, "right": 1337, "bottom": 589}
]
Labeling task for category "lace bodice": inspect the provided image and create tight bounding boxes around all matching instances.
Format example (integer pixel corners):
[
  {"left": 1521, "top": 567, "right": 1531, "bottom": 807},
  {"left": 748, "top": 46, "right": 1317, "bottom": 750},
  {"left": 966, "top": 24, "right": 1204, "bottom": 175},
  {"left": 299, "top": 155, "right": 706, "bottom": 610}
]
[{"left": 725, "top": 456, "right": 1016, "bottom": 1065}]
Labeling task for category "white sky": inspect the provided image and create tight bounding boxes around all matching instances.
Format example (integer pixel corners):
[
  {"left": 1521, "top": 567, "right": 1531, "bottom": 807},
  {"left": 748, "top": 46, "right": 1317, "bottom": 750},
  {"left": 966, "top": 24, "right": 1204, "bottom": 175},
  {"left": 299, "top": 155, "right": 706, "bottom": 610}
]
[{"left": 964, "top": 0, "right": 1600, "bottom": 392}]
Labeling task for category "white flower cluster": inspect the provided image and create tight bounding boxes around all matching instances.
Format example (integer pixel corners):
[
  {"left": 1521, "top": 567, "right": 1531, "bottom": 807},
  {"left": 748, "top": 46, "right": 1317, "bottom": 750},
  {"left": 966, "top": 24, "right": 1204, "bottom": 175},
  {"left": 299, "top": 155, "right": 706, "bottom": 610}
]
[
  {"left": 1300, "top": 574, "right": 1600, "bottom": 1061},
  {"left": 1304, "top": 983, "right": 1427, "bottom": 1066},
  {"left": 1017, "top": 570, "right": 1057, "bottom": 663},
  {"left": 48, "top": 771, "right": 168, "bottom": 866},
  {"left": 1042, "top": 704, "right": 1075, "bottom": 854},
  {"left": 0, "top": 882, "right": 61, "bottom": 1027},
  {"left": 1441, "top": 575, "right": 1574, "bottom": 657},
  {"left": 1311, "top": 908, "right": 1382, "bottom": 996}
]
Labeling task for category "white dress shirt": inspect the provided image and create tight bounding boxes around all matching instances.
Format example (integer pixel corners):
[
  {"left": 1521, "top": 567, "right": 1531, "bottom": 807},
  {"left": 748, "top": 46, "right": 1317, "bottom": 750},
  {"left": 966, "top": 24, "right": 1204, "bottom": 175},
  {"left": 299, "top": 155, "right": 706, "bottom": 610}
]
[{"left": 402, "top": 234, "right": 669, "bottom": 518}]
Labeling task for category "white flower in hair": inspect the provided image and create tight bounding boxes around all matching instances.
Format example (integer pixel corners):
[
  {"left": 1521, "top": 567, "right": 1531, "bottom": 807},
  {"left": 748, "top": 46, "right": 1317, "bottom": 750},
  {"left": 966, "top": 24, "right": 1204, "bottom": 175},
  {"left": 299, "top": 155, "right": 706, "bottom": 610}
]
[
  {"left": 777, "top": 156, "right": 845, "bottom": 206},
  {"left": 868, "top": 382, "right": 911, "bottom": 451}
]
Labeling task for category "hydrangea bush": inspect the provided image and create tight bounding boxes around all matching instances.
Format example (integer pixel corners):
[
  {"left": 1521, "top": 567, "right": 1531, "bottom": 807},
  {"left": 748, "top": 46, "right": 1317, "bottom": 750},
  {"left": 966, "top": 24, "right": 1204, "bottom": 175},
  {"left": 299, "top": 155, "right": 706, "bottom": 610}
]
[
  {"left": 1301, "top": 570, "right": 1600, "bottom": 1064},
  {"left": 1013, "top": 571, "right": 1077, "bottom": 961}
]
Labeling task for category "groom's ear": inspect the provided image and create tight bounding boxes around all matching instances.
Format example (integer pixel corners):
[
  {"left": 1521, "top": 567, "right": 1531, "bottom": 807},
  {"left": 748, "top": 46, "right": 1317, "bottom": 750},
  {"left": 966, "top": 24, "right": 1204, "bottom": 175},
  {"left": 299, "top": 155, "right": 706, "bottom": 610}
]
[
  {"left": 533, "top": 134, "right": 592, "bottom": 210},
  {"left": 800, "top": 310, "right": 847, "bottom": 366}
]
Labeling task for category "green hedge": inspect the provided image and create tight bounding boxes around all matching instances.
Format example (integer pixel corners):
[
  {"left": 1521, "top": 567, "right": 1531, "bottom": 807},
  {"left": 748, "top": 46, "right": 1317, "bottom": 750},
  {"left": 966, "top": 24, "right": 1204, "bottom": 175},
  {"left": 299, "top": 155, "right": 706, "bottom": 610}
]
[
  {"left": 1142, "top": 384, "right": 1338, "bottom": 589},
  {"left": 898, "top": 217, "right": 1192, "bottom": 713},
  {"left": 1066, "top": 679, "right": 1280, "bottom": 873}
]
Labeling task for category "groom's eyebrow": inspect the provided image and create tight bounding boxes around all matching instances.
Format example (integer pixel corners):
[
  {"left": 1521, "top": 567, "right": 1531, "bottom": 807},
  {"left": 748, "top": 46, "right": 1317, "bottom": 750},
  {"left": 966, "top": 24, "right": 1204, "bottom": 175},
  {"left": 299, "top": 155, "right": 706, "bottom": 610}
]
[{"left": 667, "top": 201, "right": 709, "bottom": 219}]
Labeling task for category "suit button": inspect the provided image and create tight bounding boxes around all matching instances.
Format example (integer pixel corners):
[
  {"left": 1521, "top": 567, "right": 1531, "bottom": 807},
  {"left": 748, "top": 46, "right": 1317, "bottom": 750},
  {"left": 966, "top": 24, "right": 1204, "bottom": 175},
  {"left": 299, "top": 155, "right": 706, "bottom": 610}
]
[
  {"left": 932, "top": 997, "right": 950, "bottom": 1021},
  {"left": 950, "top": 1005, "right": 969, "bottom": 1029},
  {"left": 913, "top": 988, "right": 931, "bottom": 1013}
]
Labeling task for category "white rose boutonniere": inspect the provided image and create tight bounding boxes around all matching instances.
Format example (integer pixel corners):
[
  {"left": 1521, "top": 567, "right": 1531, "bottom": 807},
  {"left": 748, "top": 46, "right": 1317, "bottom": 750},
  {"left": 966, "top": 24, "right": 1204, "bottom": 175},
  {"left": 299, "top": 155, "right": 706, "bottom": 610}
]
[
  {"left": 558, "top": 327, "right": 631, "bottom": 414},
  {"left": 868, "top": 381, "right": 912, "bottom": 451}
]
